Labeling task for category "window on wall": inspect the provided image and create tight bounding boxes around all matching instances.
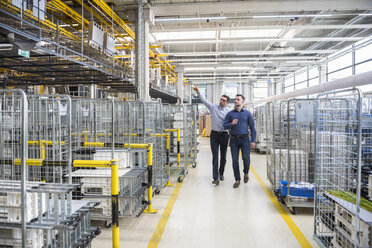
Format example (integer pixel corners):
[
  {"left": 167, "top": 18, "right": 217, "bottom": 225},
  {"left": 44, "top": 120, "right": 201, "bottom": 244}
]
[
  {"left": 309, "top": 78, "right": 319, "bottom": 87},
  {"left": 327, "top": 52, "right": 352, "bottom": 73},
  {"left": 309, "top": 67, "right": 318, "bottom": 79},
  {"left": 295, "top": 70, "right": 307, "bottom": 90},
  {"left": 295, "top": 81, "right": 307, "bottom": 90},
  {"left": 295, "top": 71, "right": 307, "bottom": 83},
  {"left": 285, "top": 76, "right": 294, "bottom": 88},
  {"left": 253, "top": 87, "right": 267, "bottom": 99},
  {"left": 308, "top": 67, "right": 319, "bottom": 86},
  {"left": 223, "top": 83, "right": 238, "bottom": 99},
  {"left": 355, "top": 41, "right": 372, "bottom": 74},
  {"left": 198, "top": 86, "right": 207, "bottom": 96},
  {"left": 284, "top": 76, "right": 294, "bottom": 93},
  {"left": 356, "top": 60, "right": 372, "bottom": 74},
  {"left": 355, "top": 42, "right": 372, "bottom": 63},
  {"left": 328, "top": 68, "right": 352, "bottom": 81}
]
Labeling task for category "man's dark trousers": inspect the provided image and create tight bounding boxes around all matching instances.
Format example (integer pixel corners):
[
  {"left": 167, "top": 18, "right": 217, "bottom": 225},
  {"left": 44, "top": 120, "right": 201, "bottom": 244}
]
[
  {"left": 210, "top": 130, "right": 229, "bottom": 180},
  {"left": 230, "top": 135, "right": 251, "bottom": 181}
]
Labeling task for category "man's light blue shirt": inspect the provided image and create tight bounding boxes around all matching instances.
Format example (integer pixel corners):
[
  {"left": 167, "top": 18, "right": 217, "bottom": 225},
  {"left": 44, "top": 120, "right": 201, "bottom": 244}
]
[{"left": 198, "top": 92, "right": 230, "bottom": 132}]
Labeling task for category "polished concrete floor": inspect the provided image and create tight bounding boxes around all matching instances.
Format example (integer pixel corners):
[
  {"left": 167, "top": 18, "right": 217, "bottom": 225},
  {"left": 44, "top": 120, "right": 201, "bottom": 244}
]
[{"left": 92, "top": 137, "right": 319, "bottom": 248}]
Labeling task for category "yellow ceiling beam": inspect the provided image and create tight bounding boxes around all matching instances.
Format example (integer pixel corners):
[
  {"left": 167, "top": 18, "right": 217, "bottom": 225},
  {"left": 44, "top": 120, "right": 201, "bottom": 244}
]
[
  {"left": 92, "top": 0, "right": 135, "bottom": 39},
  {"left": 115, "top": 46, "right": 131, "bottom": 50}
]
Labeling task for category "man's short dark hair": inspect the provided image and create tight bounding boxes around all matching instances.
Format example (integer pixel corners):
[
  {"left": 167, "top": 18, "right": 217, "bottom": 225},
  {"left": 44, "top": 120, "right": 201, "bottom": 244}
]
[
  {"left": 221, "top": 94, "right": 230, "bottom": 102},
  {"left": 236, "top": 94, "right": 245, "bottom": 101}
]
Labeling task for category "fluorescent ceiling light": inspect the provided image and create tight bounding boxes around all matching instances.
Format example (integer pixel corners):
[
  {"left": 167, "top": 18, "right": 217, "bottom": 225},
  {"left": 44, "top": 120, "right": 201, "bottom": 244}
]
[
  {"left": 359, "top": 13, "right": 372, "bottom": 16},
  {"left": 160, "top": 40, "right": 223, "bottom": 44},
  {"left": 216, "top": 67, "right": 250, "bottom": 70},
  {"left": 185, "top": 67, "right": 216, "bottom": 71},
  {"left": 230, "top": 61, "right": 273, "bottom": 64},
  {"left": 252, "top": 14, "right": 332, "bottom": 18},
  {"left": 156, "top": 16, "right": 227, "bottom": 22},
  {"left": 170, "top": 56, "right": 322, "bottom": 62},
  {"left": 179, "top": 62, "right": 219, "bottom": 65},
  {"left": 59, "top": 24, "right": 79, "bottom": 27}
]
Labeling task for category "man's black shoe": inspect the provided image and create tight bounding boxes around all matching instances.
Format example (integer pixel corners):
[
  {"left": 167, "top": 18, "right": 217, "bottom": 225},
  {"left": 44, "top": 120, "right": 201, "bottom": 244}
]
[
  {"left": 212, "top": 179, "right": 220, "bottom": 185},
  {"left": 220, "top": 175, "right": 224, "bottom": 181},
  {"left": 244, "top": 174, "right": 249, "bottom": 183},
  {"left": 233, "top": 180, "right": 240, "bottom": 188}
]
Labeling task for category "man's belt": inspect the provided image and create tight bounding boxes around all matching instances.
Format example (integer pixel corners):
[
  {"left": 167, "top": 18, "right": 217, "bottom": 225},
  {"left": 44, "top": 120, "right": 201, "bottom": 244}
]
[{"left": 231, "top": 134, "right": 249, "bottom": 138}]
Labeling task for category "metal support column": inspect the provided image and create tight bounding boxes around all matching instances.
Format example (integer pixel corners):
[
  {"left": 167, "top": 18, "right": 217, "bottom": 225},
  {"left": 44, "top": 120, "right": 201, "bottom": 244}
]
[
  {"left": 206, "top": 83, "right": 214, "bottom": 103},
  {"left": 319, "top": 64, "right": 327, "bottom": 84},
  {"left": 176, "top": 66, "right": 185, "bottom": 103},
  {"left": 136, "top": 0, "right": 145, "bottom": 100}
]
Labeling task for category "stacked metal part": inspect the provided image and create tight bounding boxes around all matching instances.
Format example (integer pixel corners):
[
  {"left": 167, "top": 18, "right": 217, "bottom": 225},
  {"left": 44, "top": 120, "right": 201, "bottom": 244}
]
[
  {"left": 188, "top": 104, "right": 199, "bottom": 168},
  {"left": 0, "top": 90, "right": 100, "bottom": 248},
  {"left": 314, "top": 88, "right": 372, "bottom": 248}
]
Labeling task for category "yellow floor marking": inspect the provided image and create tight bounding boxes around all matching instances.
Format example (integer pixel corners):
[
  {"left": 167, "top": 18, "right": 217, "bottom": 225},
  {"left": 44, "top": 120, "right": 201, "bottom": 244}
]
[
  {"left": 147, "top": 182, "right": 182, "bottom": 248},
  {"left": 251, "top": 167, "right": 313, "bottom": 248}
]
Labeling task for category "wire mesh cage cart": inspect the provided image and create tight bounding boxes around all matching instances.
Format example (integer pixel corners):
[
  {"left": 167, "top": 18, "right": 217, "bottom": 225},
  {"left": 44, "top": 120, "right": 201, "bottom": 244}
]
[
  {"left": 314, "top": 88, "right": 372, "bottom": 248},
  {"left": 0, "top": 90, "right": 100, "bottom": 248},
  {"left": 280, "top": 99, "right": 316, "bottom": 214},
  {"left": 69, "top": 99, "right": 148, "bottom": 225}
]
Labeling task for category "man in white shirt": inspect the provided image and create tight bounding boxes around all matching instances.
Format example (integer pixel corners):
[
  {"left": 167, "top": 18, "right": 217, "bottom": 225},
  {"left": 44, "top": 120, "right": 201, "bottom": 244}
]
[{"left": 193, "top": 85, "right": 230, "bottom": 185}]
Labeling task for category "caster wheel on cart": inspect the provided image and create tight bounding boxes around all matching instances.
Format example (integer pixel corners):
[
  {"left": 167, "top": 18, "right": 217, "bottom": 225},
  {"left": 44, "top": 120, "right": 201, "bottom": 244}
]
[
  {"left": 192, "top": 163, "right": 197, "bottom": 168},
  {"left": 289, "top": 207, "right": 297, "bottom": 215},
  {"left": 178, "top": 177, "right": 183, "bottom": 182},
  {"left": 104, "top": 221, "right": 112, "bottom": 228},
  {"left": 155, "top": 189, "right": 161, "bottom": 195}
]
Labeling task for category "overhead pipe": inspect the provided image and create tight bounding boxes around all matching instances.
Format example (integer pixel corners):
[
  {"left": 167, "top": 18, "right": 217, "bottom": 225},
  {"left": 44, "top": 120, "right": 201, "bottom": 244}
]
[{"left": 251, "top": 70, "right": 372, "bottom": 104}]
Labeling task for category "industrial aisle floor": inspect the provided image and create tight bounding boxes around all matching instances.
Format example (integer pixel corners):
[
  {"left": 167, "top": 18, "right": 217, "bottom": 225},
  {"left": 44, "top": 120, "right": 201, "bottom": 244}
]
[{"left": 92, "top": 137, "right": 319, "bottom": 248}]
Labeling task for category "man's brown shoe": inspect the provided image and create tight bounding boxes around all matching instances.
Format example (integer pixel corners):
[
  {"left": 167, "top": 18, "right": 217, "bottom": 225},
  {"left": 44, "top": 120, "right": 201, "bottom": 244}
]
[
  {"left": 244, "top": 174, "right": 249, "bottom": 183},
  {"left": 233, "top": 181, "right": 240, "bottom": 188}
]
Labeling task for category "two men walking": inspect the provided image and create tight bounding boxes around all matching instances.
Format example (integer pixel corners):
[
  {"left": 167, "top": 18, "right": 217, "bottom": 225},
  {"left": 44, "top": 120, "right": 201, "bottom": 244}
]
[{"left": 194, "top": 86, "right": 256, "bottom": 188}]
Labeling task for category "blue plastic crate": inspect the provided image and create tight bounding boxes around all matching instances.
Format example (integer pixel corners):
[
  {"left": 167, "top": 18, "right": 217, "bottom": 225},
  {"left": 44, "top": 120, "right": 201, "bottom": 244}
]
[{"left": 280, "top": 180, "right": 315, "bottom": 199}]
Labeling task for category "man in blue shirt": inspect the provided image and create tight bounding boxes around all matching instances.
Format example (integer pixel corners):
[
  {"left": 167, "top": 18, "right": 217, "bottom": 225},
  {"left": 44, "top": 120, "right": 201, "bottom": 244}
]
[
  {"left": 224, "top": 94, "right": 256, "bottom": 188},
  {"left": 193, "top": 85, "right": 230, "bottom": 185}
]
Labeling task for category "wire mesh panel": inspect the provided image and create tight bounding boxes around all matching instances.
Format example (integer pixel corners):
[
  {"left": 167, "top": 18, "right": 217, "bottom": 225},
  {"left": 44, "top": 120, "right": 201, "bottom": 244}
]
[
  {"left": 162, "top": 103, "right": 172, "bottom": 184},
  {"left": 281, "top": 99, "right": 315, "bottom": 213},
  {"left": 0, "top": 90, "right": 28, "bottom": 247},
  {"left": 27, "top": 95, "right": 71, "bottom": 184},
  {"left": 255, "top": 105, "right": 268, "bottom": 153},
  {"left": 361, "top": 92, "right": 372, "bottom": 205},
  {"left": 154, "top": 100, "right": 167, "bottom": 190},
  {"left": 170, "top": 104, "right": 190, "bottom": 181},
  {"left": 314, "top": 88, "right": 372, "bottom": 248},
  {"left": 266, "top": 101, "right": 288, "bottom": 194}
]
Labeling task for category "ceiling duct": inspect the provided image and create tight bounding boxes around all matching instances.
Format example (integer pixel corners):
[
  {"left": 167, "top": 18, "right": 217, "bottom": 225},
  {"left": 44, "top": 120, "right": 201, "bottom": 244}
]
[{"left": 7, "top": 33, "right": 37, "bottom": 51}]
